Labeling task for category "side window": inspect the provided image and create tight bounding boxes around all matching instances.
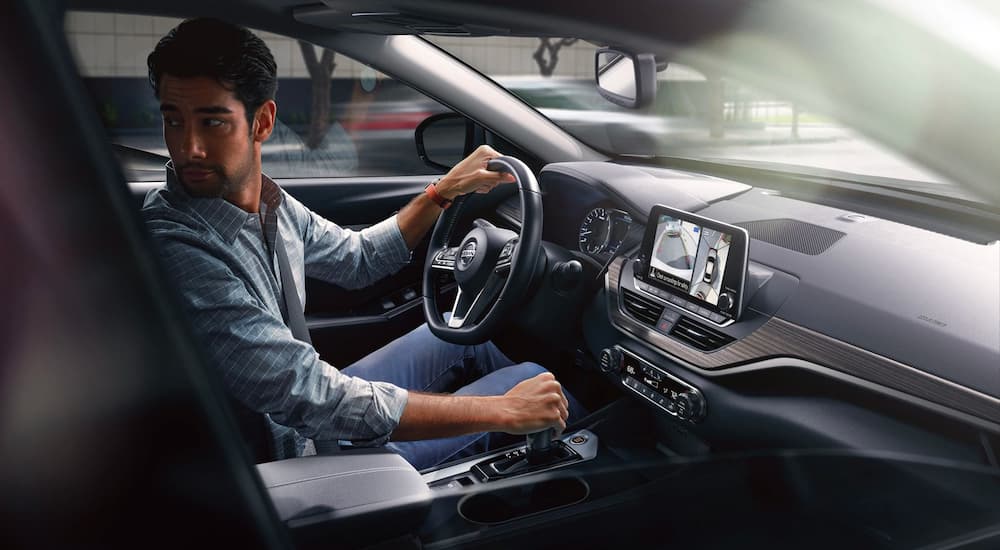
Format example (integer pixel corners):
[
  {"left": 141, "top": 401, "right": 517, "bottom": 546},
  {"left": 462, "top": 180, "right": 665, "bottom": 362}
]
[{"left": 64, "top": 11, "right": 449, "bottom": 180}]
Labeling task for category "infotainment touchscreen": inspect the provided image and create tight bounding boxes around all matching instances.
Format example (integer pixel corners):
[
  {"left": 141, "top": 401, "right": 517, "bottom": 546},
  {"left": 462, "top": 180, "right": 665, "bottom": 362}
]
[{"left": 639, "top": 205, "right": 749, "bottom": 321}]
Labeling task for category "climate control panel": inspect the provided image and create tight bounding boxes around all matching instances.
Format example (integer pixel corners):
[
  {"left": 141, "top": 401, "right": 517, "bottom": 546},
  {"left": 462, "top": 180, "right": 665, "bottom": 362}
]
[{"left": 600, "top": 346, "right": 706, "bottom": 423}]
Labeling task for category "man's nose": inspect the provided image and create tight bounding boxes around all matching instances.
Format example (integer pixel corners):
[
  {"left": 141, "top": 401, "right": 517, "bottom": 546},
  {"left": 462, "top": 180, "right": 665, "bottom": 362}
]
[{"left": 181, "top": 127, "right": 206, "bottom": 159}]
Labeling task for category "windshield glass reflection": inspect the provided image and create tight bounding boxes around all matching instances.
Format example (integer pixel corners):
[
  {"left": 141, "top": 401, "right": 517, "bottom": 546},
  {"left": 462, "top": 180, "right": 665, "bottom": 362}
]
[{"left": 425, "top": 36, "right": 981, "bottom": 201}]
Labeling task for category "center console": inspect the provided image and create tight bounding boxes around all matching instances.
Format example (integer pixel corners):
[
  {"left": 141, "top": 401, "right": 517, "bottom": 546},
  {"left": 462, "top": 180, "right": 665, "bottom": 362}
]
[
  {"left": 257, "top": 431, "right": 600, "bottom": 548},
  {"left": 422, "top": 430, "right": 599, "bottom": 489}
]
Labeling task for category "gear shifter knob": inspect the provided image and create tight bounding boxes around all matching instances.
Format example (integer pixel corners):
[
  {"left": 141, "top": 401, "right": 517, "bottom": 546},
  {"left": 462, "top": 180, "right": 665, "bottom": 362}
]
[{"left": 526, "top": 428, "right": 555, "bottom": 464}]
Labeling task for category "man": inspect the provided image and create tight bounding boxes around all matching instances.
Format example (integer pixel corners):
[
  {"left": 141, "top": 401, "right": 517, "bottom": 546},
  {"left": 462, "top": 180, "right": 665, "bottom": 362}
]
[{"left": 141, "top": 18, "right": 582, "bottom": 469}]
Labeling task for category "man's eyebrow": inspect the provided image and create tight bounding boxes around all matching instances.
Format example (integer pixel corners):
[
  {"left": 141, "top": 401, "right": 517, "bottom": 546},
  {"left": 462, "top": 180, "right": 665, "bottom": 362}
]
[
  {"left": 158, "top": 104, "right": 234, "bottom": 115},
  {"left": 195, "top": 106, "right": 235, "bottom": 115}
]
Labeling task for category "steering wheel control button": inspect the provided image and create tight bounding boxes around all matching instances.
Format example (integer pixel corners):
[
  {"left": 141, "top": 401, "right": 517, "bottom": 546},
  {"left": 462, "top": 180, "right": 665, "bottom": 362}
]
[{"left": 433, "top": 248, "right": 458, "bottom": 268}]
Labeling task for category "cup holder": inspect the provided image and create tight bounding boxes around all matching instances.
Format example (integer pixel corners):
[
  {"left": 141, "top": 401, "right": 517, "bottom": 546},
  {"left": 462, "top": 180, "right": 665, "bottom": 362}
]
[{"left": 457, "top": 477, "right": 589, "bottom": 525}]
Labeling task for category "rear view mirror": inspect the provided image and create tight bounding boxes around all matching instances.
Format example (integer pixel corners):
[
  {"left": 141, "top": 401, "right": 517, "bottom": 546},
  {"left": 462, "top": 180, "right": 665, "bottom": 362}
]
[{"left": 595, "top": 49, "right": 657, "bottom": 109}]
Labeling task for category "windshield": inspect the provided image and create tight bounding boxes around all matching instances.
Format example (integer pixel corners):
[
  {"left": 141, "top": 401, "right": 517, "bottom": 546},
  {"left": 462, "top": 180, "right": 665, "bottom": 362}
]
[{"left": 427, "top": 36, "right": 978, "bottom": 201}]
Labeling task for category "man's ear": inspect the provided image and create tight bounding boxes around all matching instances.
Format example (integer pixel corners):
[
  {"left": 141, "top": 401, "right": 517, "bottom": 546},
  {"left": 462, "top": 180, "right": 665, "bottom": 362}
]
[{"left": 253, "top": 100, "right": 277, "bottom": 143}]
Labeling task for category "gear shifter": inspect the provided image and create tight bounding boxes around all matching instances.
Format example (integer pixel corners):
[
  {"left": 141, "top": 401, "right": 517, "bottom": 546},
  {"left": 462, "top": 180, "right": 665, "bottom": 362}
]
[
  {"left": 526, "top": 427, "right": 555, "bottom": 464},
  {"left": 470, "top": 428, "right": 581, "bottom": 481}
]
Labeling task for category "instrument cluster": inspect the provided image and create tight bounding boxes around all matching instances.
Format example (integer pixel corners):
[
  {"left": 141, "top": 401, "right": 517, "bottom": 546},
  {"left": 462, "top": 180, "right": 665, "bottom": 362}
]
[{"left": 578, "top": 207, "right": 633, "bottom": 257}]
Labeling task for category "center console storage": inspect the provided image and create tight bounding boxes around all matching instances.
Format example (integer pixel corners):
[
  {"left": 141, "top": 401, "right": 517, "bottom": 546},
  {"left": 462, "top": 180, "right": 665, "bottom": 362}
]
[
  {"left": 256, "top": 449, "right": 432, "bottom": 549},
  {"left": 457, "top": 476, "right": 590, "bottom": 524}
]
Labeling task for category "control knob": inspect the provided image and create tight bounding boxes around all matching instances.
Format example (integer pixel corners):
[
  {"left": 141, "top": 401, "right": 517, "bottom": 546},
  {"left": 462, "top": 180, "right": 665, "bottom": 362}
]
[
  {"left": 717, "top": 292, "right": 736, "bottom": 313},
  {"left": 599, "top": 348, "right": 623, "bottom": 374},
  {"left": 675, "top": 392, "right": 706, "bottom": 422}
]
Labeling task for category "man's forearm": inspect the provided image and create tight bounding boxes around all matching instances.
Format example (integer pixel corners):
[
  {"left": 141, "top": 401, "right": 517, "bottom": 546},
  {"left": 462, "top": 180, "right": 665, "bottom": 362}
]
[
  {"left": 390, "top": 372, "right": 569, "bottom": 441},
  {"left": 395, "top": 187, "right": 449, "bottom": 250},
  {"left": 390, "top": 392, "right": 508, "bottom": 441}
]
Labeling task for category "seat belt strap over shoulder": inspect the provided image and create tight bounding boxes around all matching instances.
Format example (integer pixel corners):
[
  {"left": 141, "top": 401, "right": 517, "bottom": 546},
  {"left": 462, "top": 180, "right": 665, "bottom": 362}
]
[{"left": 273, "top": 232, "right": 312, "bottom": 345}]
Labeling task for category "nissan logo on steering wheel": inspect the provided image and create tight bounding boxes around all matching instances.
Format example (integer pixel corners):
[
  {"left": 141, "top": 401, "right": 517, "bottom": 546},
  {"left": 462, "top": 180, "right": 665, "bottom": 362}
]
[{"left": 459, "top": 241, "right": 477, "bottom": 267}]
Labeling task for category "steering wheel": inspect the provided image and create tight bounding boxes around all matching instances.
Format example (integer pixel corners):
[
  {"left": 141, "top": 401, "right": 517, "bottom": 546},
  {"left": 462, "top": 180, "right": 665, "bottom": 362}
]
[{"left": 422, "top": 156, "right": 542, "bottom": 345}]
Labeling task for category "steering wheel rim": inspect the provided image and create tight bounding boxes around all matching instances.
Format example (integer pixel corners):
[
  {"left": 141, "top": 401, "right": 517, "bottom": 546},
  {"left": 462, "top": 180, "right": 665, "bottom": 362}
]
[{"left": 422, "top": 156, "right": 543, "bottom": 345}]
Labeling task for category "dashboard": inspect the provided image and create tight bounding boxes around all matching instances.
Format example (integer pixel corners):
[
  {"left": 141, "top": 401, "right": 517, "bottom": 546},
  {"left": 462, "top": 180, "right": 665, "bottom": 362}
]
[{"left": 495, "top": 160, "right": 1000, "bottom": 456}]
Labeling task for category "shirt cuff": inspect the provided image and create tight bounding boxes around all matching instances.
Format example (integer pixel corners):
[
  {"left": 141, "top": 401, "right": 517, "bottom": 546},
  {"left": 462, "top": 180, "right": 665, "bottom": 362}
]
[
  {"left": 355, "top": 382, "right": 409, "bottom": 446},
  {"left": 365, "top": 214, "right": 412, "bottom": 265}
]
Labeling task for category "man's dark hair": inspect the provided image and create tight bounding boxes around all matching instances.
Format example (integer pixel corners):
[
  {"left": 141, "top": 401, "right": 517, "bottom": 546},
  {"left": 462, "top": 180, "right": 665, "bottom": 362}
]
[{"left": 148, "top": 18, "right": 277, "bottom": 126}]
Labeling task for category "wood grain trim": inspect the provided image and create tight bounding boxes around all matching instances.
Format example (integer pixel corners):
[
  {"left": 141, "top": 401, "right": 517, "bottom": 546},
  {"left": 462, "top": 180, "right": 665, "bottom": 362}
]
[{"left": 607, "top": 258, "right": 1000, "bottom": 426}]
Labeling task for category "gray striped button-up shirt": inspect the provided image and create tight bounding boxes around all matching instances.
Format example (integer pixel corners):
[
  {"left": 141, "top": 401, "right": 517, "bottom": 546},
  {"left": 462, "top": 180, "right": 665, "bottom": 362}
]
[{"left": 142, "top": 167, "right": 411, "bottom": 456}]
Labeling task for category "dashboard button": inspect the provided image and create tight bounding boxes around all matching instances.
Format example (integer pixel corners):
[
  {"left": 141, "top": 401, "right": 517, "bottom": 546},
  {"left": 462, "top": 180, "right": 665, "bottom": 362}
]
[
  {"left": 683, "top": 301, "right": 699, "bottom": 313},
  {"left": 660, "top": 308, "right": 680, "bottom": 322},
  {"left": 697, "top": 307, "right": 713, "bottom": 318},
  {"left": 709, "top": 312, "right": 726, "bottom": 323},
  {"left": 667, "top": 295, "right": 685, "bottom": 306}
]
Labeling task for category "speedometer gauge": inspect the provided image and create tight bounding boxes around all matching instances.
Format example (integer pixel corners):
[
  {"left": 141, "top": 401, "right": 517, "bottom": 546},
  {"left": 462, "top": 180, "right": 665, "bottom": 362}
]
[
  {"left": 580, "top": 207, "right": 633, "bottom": 255},
  {"left": 579, "top": 207, "right": 612, "bottom": 254}
]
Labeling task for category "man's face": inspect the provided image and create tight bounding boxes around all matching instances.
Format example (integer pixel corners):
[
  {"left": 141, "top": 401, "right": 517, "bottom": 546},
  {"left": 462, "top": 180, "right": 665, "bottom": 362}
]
[{"left": 159, "top": 75, "right": 255, "bottom": 199}]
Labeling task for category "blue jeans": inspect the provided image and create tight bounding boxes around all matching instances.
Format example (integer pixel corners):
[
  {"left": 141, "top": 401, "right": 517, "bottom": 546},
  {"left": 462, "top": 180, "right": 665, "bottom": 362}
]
[{"left": 335, "top": 322, "right": 586, "bottom": 470}]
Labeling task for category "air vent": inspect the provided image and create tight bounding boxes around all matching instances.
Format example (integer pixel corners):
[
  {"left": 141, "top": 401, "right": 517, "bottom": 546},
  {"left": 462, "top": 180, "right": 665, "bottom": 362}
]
[
  {"left": 669, "top": 317, "right": 735, "bottom": 351},
  {"left": 735, "top": 219, "right": 845, "bottom": 255},
  {"left": 621, "top": 289, "right": 664, "bottom": 326}
]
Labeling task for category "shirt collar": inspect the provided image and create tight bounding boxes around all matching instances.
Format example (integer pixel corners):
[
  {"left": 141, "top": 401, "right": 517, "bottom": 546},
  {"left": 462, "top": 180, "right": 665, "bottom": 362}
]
[{"left": 165, "top": 161, "right": 284, "bottom": 244}]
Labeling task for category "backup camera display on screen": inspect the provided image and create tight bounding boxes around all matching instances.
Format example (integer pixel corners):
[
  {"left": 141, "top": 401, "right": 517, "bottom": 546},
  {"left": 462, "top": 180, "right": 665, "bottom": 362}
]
[
  {"left": 639, "top": 205, "right": 749, "bottom": 320},
  {"left": 648, "top": 215, "right": 732, "bottom": 306}
]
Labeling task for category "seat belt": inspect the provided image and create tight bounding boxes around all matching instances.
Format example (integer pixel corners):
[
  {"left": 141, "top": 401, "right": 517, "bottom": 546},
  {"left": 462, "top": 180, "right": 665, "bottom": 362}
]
[
  {"left": 273, "top": 228, "right": 312, "bottom": 345},
  {"left": 234, "top": 214, "right": 312, "bottom": 463},
  {"left": 276, "top": 228, "right": 346, "bottom": 456}
]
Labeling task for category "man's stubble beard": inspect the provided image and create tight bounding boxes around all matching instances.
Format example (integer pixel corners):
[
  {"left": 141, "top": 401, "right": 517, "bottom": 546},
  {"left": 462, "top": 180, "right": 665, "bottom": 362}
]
[{"left": 179, "top": 142, "right": 255, "bottom": 200}]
